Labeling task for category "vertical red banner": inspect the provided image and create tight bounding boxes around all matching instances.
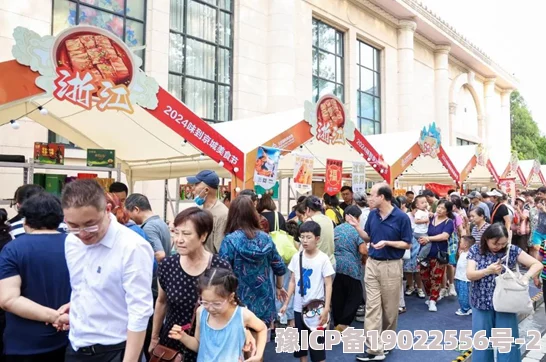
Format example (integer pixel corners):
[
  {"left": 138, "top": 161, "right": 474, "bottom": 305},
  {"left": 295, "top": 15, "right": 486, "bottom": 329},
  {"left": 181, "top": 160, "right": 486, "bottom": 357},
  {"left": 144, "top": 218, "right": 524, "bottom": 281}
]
[
  {"left": 486, "top": 159, "right": 500, "bottom": 184},
  {"left": 325, "top": 159, "right": 343, "bottom": 196}
]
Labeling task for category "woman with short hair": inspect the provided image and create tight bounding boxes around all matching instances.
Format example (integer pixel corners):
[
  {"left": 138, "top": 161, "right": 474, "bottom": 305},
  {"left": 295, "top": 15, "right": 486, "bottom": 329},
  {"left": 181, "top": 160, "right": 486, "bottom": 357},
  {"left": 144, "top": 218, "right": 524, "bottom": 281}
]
[{"left": 0, "top": 193, "right": 71, "bottom": 362}]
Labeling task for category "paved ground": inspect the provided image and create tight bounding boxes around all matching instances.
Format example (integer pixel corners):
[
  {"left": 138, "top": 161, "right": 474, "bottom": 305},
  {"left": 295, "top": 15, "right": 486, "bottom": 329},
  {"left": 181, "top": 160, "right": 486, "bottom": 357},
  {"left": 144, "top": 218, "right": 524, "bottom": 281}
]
[{"left": 264, "top": 285, "right": 542, "bottom": 362}]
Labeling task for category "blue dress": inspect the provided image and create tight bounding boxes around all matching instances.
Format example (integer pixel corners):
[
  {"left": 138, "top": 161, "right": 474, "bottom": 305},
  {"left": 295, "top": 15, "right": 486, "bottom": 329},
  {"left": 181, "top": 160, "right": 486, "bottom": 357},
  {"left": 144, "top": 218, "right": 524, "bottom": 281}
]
[
  {"left": 197, "top": 306, "right": 246, "bottom": 362},
  {"left": 219, "top": 230, "right": 287, "bottom": 325}
]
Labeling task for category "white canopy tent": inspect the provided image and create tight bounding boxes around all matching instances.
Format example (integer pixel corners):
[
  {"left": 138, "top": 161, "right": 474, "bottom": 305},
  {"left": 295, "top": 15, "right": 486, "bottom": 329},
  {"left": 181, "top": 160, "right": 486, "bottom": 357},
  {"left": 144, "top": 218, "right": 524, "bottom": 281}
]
[
  {"left": 453, "top": 145, "right": 497, "bottom": 186},
  {"left": 519, "top": 160, "right": 542, "bottom": 188},
  {"left": 366, "top": 130, "right": 459, "bottom": 185},
  {"left": 489, "top": 148, "right": 511, "bottom": 180}
]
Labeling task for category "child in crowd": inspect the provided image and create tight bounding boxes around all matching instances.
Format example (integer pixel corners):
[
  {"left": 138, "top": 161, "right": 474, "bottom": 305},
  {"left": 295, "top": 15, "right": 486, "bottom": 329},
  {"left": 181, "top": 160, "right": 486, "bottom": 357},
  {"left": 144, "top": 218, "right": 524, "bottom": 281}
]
[
  {"left": 454, "top": 235, "right": 475, "bottom": 316},
  {"left": 280, "top": 221, "right": 335, "bottom": 362},
  {"left": 414, "top": 195, "right": 432, "bottom": 267},
  {"left": 168, "top": 268, "right": 267, "bottom": 362}
]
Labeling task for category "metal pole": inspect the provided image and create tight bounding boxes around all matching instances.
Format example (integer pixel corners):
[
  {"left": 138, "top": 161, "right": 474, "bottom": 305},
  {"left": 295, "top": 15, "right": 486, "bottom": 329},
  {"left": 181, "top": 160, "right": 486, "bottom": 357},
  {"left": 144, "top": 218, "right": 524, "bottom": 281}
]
[
  {"left": 278, "top": 178, "right": 283, "bottom": 215},
  {"left": 175, "top": 177, "right": 181, "bottom": 215},
  {"left": 163, "top": 179, "right": 169, "bottom": 222}
]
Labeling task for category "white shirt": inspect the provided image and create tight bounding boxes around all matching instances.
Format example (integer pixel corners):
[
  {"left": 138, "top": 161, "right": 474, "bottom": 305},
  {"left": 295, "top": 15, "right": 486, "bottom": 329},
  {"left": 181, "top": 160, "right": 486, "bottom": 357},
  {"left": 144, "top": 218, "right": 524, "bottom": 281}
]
[
  {"left": 65, "top": 214, "right": 154, "bottom": 349},
  {"left": 288, "top": 250, "right": 335, "bottom": 313},
  {"left": 455, "top": 251, "right": 469, "bottom": 282},
  {"left": 414, "top": 210, "right": 429, "bottom": 234}
]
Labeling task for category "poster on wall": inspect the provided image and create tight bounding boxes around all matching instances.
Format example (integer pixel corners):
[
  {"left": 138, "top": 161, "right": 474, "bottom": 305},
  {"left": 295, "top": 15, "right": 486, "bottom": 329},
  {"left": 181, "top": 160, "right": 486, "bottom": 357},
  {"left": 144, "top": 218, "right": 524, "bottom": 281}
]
[
  {"left": 325, "top": 159, "right": 343, "bottom": 196},
  {"left": 253, "top": 146, "right": 280, "bottom": 190},
  {"left": 498, "top": 178, "right": 516, "bottom": 205},
  {"left": 34, "top": 142, "right": 65, "bottom": 165},
  {"left": 352, "top": 162, "right": 366, "bottom": 193},
  {"left": 293, "top": 154, "right": 314, "bottom": 194}
]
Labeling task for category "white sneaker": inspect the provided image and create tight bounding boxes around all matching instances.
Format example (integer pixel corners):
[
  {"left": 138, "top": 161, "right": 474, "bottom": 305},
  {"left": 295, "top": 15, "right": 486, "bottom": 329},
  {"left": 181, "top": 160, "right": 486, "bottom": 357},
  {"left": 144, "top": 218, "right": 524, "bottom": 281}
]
[
  {"left": 455, "top": 308, "right": 472, "bottom": 316},
  {"left": 438, "top": 288, "right": 448, "bottom": 301},
  {"left": 405, "top": 287, "right": 415, "bottom": 296},
  {"left": 449, "top": 284, "right": 457, "bottom": 296},
  {"left": 417, "top": 288, "right": 426, "bottom": 298},
  {"left": 428, "top": 300, "right": 437, "bottom": 312},
  {"left": 425, "top": 299, "right": 430, "bottom": 306}
]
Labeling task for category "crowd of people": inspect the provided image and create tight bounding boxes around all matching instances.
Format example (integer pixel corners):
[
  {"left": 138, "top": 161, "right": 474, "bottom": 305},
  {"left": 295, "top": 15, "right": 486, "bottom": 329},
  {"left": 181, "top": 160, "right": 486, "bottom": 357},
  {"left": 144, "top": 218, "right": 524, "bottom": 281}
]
[{"left": 0, "top": 171, "right": 545, "bottom": 362}]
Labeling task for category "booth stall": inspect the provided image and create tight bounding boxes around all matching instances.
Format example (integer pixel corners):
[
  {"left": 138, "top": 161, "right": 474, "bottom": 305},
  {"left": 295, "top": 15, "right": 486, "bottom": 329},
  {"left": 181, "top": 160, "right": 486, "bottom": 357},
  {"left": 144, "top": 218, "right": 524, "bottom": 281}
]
[
  {"left": 499, "top": 153, "right": 528, "bottom": 188},
  {"left": 367, "top": 123, "right": 460, "bottom": 186},
  {"left": 458, "top": 144, "right": 501, "bottom": 188},
  {"left": 0, "top": 26, "right": 247, "bottom": 194},
  {"left": 518, "top": 160, "right": 545, "bottom": 189}
]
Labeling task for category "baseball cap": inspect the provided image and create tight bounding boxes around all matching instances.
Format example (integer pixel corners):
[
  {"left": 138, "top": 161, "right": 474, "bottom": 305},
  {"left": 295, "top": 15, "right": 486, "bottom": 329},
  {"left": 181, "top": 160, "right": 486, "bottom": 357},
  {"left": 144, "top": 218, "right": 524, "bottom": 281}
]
[
  {"left": 187, "top": 170, "right": 219, "bottom": 189},
  {"left": 517, "top": 196, "right": 525, "bottom": 203},
  {"left": 467, "top": 191, "right": 481, "bottom": 199},
  {"left": 486, "top": 189, "right": 504, "bottom": 198},
  {"left": 450, "top": 192, "right": 461, "bottom": 198}
]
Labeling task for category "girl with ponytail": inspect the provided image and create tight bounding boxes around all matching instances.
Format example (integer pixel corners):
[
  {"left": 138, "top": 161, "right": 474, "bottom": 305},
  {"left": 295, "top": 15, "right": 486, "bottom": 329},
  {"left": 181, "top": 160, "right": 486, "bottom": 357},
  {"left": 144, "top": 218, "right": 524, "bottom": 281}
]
[{"left": 169, "top": 268, "right": 267, "bottom": 362}]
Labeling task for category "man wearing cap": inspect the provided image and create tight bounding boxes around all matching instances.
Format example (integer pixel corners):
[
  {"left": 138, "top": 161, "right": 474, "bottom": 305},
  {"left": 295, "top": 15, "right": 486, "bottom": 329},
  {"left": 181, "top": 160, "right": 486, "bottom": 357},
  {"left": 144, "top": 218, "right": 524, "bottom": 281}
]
[
  {"left": 467, "top": 191, "right": 491, "bottom": 220},
  {"left": 187, "top": 170, "right": 228, "bottom": 253},
  {"left": 481, "top": 192, "right": 495, "bottom": 213},
  {"left": 488, "top": 189, "right": 511, "bottom": 230}
]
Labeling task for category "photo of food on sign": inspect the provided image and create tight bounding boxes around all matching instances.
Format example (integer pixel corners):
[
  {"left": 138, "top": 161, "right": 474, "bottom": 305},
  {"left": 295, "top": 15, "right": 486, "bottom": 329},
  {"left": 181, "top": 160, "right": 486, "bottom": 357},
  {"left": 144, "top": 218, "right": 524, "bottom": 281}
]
[
  {"left": 55, "top": 31, "right": 133, "bottom": 92},
  {"left": 316, "top": 96, "right": 346, "bottom": 145}
]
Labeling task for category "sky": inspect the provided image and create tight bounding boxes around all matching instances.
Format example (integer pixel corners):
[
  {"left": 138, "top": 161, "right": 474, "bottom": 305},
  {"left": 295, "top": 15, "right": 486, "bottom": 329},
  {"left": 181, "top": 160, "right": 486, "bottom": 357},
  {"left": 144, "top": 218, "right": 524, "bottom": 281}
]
[{"left": 418, "top": 0, "right": 546, "bottom": 133}]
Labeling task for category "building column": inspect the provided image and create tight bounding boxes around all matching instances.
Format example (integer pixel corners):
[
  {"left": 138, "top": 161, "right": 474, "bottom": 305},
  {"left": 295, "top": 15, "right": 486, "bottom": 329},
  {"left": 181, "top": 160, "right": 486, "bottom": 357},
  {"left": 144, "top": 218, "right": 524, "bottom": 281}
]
[
  {"left": 449, "top": 102, "right": 457, "bottom": 144},
  {"left": 434, "top": 45, "right": 451, "bottom": 144},
  {"left": 483, "top": 77, "right": 496, "bottom": 148},
  {"left": 397, "top": 19, "right": 417, "bottom": 131},
  {"left": 501, "top": 89, "right": 513, "bottom": 150},
  {"left": 267, "top": 0, "right": 297, "bottom": 113}
]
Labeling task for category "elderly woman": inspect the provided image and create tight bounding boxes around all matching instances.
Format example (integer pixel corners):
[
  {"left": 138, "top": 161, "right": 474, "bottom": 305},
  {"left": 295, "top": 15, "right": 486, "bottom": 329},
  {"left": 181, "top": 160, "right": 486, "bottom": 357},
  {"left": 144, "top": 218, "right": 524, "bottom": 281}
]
[
  {"left": 219, "top": 196, "right": 287, "bottom": 332},
  {"left": 467, "top": 223, "right": 541, "bottom": 362},
  {"left": 418, "top": 200, "right": 455, "bottom": 312},
  {"left": 0, "top": 193, "right": 71, "bottom": 362},
  {"left": 149, "top": 207, "right": 232, "bottom": 362}
]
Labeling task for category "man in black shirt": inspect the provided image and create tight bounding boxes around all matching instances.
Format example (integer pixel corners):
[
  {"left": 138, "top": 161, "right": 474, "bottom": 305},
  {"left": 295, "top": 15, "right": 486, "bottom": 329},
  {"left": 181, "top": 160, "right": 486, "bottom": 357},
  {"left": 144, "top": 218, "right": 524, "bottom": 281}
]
[
  {"left": 488, "top": 189, "right": 511, "bottom": 230},
  {"left": 340, "top": 186, "right": 354, "bottom": 210}
]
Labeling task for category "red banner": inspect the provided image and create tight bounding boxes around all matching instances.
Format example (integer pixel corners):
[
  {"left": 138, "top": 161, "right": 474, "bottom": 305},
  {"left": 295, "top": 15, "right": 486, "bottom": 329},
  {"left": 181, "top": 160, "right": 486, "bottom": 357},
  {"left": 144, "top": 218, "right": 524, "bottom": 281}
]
[
  {"left": 424, "top": 183, "right": 454, "bottom": 198},
  {"left": 347, "top": 131, "right": 390, "bottom": 183},
  {"left": 437, "top": 147, "right": 460, "bottom": 184},
  {"left": 486, "top": 159, "right": 500, "bottom": 184},
  {"left": 325, "top": 159, "right": 343, "bottom": 196},
  {"left": 147, "top": 87, "right": 245, "bottom": 180}
]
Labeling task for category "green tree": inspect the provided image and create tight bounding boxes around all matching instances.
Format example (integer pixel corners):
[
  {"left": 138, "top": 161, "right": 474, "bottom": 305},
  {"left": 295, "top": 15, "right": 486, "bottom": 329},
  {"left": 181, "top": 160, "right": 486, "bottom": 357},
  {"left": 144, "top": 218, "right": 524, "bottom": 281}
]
[{"left": 510, "top": 90, "right": 546, "bottom": 163}]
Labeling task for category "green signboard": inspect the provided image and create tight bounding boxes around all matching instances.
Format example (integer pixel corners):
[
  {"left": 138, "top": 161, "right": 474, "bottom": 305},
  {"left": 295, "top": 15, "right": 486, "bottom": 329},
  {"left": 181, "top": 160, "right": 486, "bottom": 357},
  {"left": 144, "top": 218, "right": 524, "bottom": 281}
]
[{"left": 87, "top": 149, "right": 116, "bottom": 168}]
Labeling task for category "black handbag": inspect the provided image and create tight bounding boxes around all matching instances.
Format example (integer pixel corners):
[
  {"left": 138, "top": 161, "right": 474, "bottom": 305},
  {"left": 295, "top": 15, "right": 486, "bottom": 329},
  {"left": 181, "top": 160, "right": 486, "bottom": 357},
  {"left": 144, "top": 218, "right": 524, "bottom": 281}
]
[{"left": 436, "top": 250, "right": 449, "bottom": 264}]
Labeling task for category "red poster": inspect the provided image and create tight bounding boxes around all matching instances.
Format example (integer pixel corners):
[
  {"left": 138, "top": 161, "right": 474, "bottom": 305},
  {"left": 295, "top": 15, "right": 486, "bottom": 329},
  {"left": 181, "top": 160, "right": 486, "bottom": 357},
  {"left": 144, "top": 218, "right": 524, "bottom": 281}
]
[
  {"left": 424, "top": 183, "right": 454, "bottom": 198},
  {"left": 147, "top": 88, "right": 245, "bottom": 180},
  {"left": 347, "top": 131, "right": 390, "bottom": 183},
  {"left": 325, "top": 159, "right": 343, "bottom": 196}
]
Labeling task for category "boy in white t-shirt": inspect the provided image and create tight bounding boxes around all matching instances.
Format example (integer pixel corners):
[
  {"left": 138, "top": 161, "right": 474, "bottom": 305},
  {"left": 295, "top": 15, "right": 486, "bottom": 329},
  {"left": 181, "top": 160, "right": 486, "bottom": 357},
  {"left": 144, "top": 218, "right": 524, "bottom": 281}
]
[
  {"left": 280, "top": 221, "right": 335, "bottom": 362},
  {"left": 455, "top": 235, "right": 474, "bottom": 316},
  {"left": 414, "top": 195, "right": 432, "bottom": 267}
]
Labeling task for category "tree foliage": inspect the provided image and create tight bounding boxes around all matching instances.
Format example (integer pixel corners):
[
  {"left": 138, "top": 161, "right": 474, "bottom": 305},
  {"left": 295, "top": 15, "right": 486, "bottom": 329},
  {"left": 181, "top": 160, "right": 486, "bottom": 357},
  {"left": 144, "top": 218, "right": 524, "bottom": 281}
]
[{"left": 511, "top": 90, "right": 546, "bottom": 163}]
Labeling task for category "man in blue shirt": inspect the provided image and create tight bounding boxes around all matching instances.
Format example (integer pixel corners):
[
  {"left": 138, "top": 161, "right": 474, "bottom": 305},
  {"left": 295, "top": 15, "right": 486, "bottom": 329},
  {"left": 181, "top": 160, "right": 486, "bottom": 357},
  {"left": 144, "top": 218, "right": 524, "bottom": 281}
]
[{"left": 347, "top": 183, "right": 412, "bottom": 361}]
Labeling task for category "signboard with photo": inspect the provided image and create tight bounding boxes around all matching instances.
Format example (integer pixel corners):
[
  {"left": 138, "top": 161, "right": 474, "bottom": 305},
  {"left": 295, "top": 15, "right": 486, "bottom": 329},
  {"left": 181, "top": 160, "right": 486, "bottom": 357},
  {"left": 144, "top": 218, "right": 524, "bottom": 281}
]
[
  {"left": 87, "top": 149, "right": 115, "bottom": 168},
  {"left": 34, "top": 142, "right": 65, "bottom": 165},
  {"left": 293, "top": 154, "right": 314, "bottom": 194},
  {"left": 253, "top": 146, "right": 280, "bottom": 190}
]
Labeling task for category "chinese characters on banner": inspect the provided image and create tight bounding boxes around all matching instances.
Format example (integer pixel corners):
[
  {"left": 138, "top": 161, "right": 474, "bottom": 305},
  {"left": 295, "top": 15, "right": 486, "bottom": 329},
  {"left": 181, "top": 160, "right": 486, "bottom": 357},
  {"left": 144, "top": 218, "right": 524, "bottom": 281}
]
[
  {"left": 316, "top": 96, "right": 346, "bottom": 145},
  {"left": 53, "top": 68, "right": 134, "bottom": 113},
  {"left": 352, "top": 162, "right": 366, "bottom": 193},
  {"left": 293, "top": 154, "right": 314, "bottom": 194},
  {"left": 253, "top": 146, "right": 280, "bottom": 190},
  {"left": 498, "top": 178, "right": 516, "bottom": 205},
  {"left": 325, "top": 159, "right": 343, "bottom": 196},
  {"left": 146, "top": 88, "right": 245, "bottom": 180}
]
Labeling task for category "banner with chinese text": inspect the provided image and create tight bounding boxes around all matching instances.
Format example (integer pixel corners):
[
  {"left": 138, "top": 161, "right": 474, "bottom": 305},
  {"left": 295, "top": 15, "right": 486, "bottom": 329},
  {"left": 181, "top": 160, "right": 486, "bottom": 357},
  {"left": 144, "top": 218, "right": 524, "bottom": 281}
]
[
  {"left": 293, "top": 154, "right": 314, "bottom": 194},
  {"left": 253, "top": 146, "right": 280, "bottom": 190},
  {"left": 352, "top": 162, "right": 366, "bottom": 193},
  {"left": 325, "top": 159, "right": 343, "bottom": 196},
  {"left": 499, "top": 178, "right": 516, "bottom": 205}
]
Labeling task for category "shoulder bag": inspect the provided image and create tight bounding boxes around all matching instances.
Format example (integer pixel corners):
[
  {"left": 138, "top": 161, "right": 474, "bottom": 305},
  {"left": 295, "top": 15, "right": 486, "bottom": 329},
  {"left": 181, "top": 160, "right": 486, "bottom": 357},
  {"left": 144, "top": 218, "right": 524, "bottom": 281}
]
[
  {"left": 150, "top": 254, "right": 213, "bottom": 362},
  {"left": 270, "top": 212, "right": 298, "bottom": 264},
  {"left": 492, "top": 234, "right": 533, "bottom": 315},
  {"left": 299, "top": 252, "right": 329, "bottom": 331}
]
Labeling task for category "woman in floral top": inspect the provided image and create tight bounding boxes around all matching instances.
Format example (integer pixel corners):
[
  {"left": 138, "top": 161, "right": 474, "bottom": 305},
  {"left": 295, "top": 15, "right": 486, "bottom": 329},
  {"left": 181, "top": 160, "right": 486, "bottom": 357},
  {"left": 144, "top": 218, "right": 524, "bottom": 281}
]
[
  {"left": 219, "top": 196, "right": 288, "bottom": 330},
  {"left": 332, "top": 206, "right": 368, "bottom": 332},
  {"left": 466, "top": 223, "right": 541, "bottom": 362}
]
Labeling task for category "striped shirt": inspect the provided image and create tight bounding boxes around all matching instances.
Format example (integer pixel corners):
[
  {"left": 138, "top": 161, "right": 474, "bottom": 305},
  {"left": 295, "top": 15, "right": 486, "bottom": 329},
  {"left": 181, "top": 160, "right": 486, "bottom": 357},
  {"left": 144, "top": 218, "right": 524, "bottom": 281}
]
[
  {"left": 9, "top": 219, "right": 68, "bottom": 239},
  {"left": 471, "top": 222, "right": 490, "bottom": 244}
]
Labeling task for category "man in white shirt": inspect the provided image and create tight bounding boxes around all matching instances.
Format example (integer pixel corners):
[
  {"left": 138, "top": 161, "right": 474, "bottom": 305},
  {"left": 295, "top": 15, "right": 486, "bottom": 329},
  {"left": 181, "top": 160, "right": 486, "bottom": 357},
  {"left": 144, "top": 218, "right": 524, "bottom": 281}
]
[{"left": 57, "top": 179, "right": 154, "bottom": 362}]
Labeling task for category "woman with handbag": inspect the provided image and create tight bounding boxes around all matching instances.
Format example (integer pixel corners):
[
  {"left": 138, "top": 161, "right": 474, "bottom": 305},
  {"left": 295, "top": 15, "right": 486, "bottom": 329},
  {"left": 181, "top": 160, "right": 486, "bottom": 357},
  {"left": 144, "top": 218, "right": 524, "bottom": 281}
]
[
  {"left": 466, "top": 223, "right": 541, "bottom": 362},
  {"left": 418, "top": 200, "right": 455, "bottom": 312},
  {"left": 149, "top": 207, "right": 233, "bottom": 362},
  {"left": 219, "top": 196, "right": 288, "bottom": 336}
]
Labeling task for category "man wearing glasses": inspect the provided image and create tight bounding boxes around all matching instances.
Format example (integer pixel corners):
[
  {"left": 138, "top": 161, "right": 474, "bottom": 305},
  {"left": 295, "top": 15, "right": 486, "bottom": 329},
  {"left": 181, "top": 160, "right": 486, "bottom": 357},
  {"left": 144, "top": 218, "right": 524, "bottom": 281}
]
[{"left": 57, "top": 179, "right": 154, "bottom": 362}]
